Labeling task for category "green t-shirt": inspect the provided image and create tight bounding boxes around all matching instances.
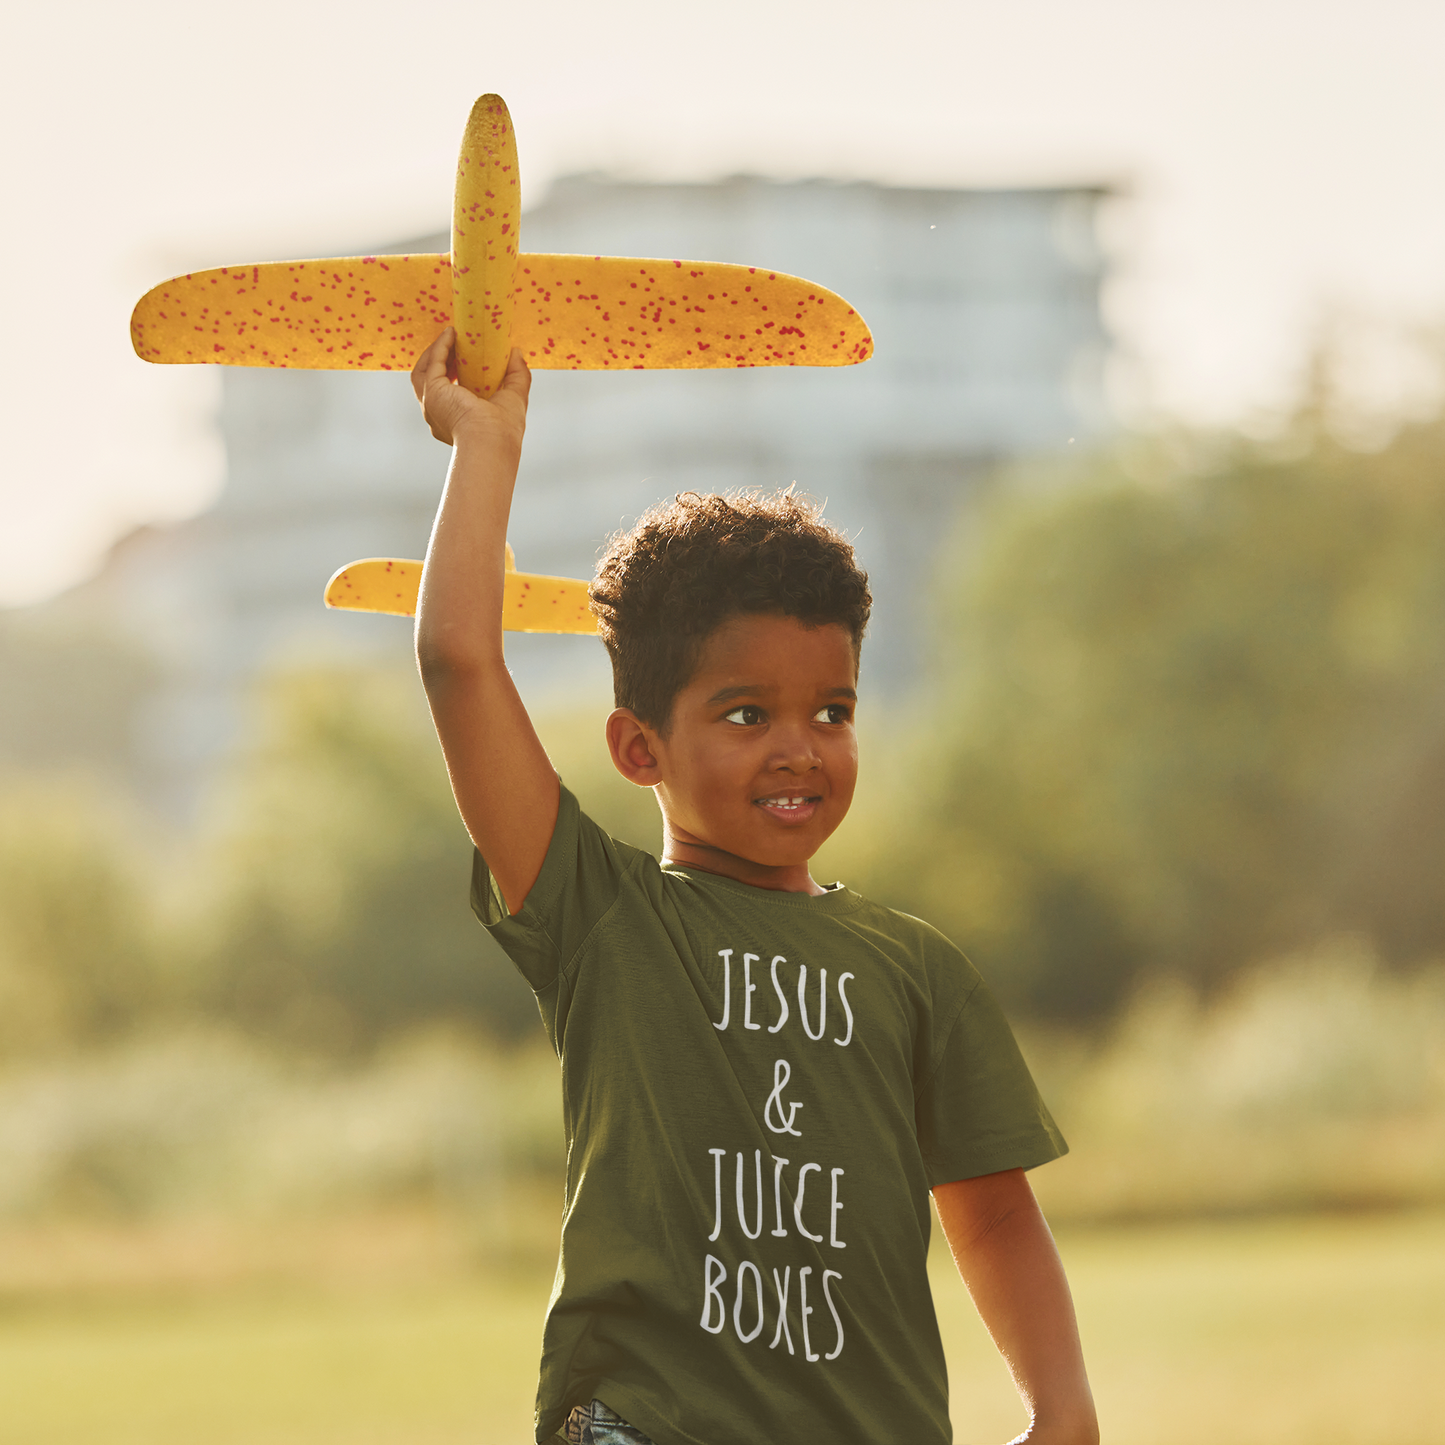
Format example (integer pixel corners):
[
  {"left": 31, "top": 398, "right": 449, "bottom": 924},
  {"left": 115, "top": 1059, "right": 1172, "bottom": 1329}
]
[{"left": 473, "top": 786, "right": 1065, "bottom": 1445}]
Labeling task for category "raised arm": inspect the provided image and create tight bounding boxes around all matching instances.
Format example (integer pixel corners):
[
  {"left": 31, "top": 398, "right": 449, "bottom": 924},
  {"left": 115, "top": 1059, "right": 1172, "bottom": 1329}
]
[
  {"left": 932, "top": 1168, "right": 1098, "bottom": 1445},
  {"left": 412, "top": 328, "right": 559, "bottom": 914}
]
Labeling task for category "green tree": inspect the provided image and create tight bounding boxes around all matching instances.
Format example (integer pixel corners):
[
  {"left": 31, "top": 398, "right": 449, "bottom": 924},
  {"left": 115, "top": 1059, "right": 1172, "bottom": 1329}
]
[
  {"left": 198, "top": 667, "right": 540, "bottom": 1051},
  {"left": 0, "top": 781, "right": 164, "bottom": 1059},
  {"left": 874, "top": 410, "right": 1445, "bottom": 1020}
]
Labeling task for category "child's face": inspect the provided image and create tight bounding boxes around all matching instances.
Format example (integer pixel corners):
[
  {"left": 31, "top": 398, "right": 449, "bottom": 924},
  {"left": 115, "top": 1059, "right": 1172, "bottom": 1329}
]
[{"left": 645, "top": 613, "right": 859, "bottom": 877}]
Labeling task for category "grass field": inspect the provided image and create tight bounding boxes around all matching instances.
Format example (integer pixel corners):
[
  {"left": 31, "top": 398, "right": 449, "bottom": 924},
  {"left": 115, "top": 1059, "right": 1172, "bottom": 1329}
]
[{"left": 2, "top": 1206, "right": 1442, "bottom": 1445}]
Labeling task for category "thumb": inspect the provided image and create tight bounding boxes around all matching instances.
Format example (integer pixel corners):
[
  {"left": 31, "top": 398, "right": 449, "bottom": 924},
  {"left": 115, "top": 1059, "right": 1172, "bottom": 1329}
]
[{"left": 496, "top": 347, "right": 532, "bottom": 407}]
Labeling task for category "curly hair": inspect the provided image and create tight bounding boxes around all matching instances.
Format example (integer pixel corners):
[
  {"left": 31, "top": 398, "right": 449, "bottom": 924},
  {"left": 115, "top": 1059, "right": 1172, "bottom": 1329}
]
[{"left": 589, "top": 489, "right": 871, "bottom": 731}]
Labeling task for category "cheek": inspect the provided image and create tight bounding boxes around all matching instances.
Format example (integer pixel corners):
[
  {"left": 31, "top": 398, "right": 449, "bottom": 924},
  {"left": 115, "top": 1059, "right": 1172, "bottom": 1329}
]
[
  {"left": 700, "top": 735, "right": 765, "bottom": 774},
  {"left": 679, "top": 743, "right": 756, "bottom": 801}
]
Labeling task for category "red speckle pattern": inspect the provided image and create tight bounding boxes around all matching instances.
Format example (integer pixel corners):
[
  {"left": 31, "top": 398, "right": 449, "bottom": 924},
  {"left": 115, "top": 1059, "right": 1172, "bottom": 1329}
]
[
  {"left": 130, "top": 256, "right": 451, "bottom": 370},
  {"left": 323, "top": 558, "right": 421, "bottom": 617},
  {"left": 452, "top": 94, "right": 521, "bottom": 398},
  {"left": 323, "top": 557, "right": 596, "bottom": 633},
  {"left": 130, "top": 92, "right": 873, "bottom": 378},
  {"left": 132, "top": 252, "right": 873, "bottom": 374},
  {"left": 511, "top": 255, "right": 872, "bottom": 370}
]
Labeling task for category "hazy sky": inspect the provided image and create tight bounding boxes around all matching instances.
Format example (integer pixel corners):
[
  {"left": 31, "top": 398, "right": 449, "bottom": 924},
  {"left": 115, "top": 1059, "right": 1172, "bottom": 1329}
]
[{"left": 3, "top": 0, "right": 1443, "bottom": 605}]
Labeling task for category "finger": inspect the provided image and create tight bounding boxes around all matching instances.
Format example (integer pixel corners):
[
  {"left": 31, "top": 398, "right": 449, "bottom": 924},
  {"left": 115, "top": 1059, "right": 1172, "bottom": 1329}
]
[
  {"left": 497, "top": 346, "right": 532, "bottom": 405},
  {"left": 429, "top": 327, "right": 456, "bottom": 393},
  {"left": 411, "top": 330, "right": 439, "bottom": 400},
  {"left": 412, "top": 326, "right": 453, "bottom": 402}
]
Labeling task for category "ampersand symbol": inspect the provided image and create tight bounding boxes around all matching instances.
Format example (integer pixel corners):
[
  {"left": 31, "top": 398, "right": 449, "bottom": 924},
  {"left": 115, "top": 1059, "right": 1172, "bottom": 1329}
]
[{"left": 764, "top": 1058, "right": 805, "bottom": 1137}]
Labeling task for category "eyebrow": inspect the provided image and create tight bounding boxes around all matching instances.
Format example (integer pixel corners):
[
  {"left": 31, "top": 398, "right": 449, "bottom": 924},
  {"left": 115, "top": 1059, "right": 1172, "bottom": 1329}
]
[{"left": 706, "top": 684, "right": 858, "bottom": 705}]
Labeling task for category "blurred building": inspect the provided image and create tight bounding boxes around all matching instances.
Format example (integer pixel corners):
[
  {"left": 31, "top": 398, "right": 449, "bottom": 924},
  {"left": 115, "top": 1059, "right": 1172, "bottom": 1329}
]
[{"left": 11, "top": 175, "right": 1112, "bottom": 816}]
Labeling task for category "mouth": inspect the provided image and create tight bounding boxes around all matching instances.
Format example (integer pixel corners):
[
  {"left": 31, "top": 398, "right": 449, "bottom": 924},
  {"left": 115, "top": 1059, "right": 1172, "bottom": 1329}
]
[{"left": 754, "top": 794, "right": 822, "bottom": 824}]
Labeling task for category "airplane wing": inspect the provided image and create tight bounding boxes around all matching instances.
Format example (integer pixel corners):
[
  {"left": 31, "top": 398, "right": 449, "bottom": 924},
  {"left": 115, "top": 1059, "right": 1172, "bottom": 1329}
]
[
  {"left": 513, "top": 255, "right": 873, "bottom": 369},
  {"left": 130, "top": 254, "right": 453, "bottom": 370},
  {"left": 132, "top": 255, "right": 871, "bottom": 371},
  {"left": 324, "top": 557, "right": 598, "bottom": 633}
]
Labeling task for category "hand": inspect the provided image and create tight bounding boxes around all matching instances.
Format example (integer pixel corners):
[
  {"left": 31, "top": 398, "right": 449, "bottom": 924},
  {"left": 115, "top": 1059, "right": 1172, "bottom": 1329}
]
[
  {"left": 933, "top": 1171, "right": 1098, "bottom": 1445},
  {"left": 411, "top": 327, "right": 531, "bottom": 448},
  {"left": 1006, "top": 1419, "right": 1100, "bottom": 1445}
]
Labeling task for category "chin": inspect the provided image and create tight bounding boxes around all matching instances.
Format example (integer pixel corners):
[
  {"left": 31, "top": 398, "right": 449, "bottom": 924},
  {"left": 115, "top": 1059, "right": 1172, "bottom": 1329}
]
[{"left": 745, "top": 829, "right": 830, "bottom": 866}]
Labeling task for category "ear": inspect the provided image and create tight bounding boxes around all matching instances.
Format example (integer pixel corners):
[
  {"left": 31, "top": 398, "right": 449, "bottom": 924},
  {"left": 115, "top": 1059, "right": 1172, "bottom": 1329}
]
[{"left": 606, "top": 708, "right": 664, "bottom": 787}]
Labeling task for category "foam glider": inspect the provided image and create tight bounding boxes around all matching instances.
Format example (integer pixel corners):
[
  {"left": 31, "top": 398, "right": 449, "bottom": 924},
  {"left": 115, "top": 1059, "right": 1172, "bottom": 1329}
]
[
  {"left": 132, "top": 93, "right": 873, "bottom": 627},
  {"left": 323, "top": 548, "right": 596, "bottom": 634}
]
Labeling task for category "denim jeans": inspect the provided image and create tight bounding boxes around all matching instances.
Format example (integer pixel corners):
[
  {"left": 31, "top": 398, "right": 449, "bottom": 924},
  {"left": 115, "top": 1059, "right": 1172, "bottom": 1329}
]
[{"left": 557, "top": 1397, "right": 658, "bottom": 1445}]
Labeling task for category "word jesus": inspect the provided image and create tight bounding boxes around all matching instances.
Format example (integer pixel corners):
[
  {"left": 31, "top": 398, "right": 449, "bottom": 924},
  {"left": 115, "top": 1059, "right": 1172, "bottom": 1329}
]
[{"left": 711, "top": 949, "right": 856, "bottom": 1045}]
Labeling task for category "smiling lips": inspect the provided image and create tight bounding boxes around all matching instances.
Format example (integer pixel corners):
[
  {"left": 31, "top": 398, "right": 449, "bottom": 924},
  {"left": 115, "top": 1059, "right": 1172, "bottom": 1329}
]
[{"left": 755, "top": 794, "right": 821, "bottom": 821}]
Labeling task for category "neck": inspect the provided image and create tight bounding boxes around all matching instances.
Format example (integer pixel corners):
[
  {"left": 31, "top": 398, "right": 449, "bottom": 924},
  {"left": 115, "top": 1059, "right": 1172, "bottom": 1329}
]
[{"left": 662, "top": 832, "right": 825, "bottom": 895}]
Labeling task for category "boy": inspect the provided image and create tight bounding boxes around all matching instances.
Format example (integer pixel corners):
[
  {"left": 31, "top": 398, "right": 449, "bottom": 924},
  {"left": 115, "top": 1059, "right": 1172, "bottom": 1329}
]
[{"left": 411, "top": 328, "right": 1098, "bottom": 1445}]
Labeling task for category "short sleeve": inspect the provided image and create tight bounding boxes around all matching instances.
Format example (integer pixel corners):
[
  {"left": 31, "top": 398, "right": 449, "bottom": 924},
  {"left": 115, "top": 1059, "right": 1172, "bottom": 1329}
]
[
  {"left": 914, "top": 973, "right": 1067, "bottom": 1186},
  {"left": 471, "top": 783, "right": 640, "bottom": 992}
]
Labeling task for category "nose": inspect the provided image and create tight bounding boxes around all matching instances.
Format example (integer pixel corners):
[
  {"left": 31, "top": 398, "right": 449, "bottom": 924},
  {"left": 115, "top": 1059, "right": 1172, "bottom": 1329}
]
[{"left": 769, "top": 720, "right": 821, "bottom": 774}]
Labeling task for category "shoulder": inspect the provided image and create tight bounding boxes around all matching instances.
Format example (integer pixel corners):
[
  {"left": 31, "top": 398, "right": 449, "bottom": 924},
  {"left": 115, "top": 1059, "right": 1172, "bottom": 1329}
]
[
  {"left": 822, "top": 891, "right": 988, "bottom": 1028},
  {"left": 549, "top": 782, "right": 657, "bottom": 879},
  {"left": 841, "top": 892, "right": 981, "bottom": 974},
  {"left": 478, "top": 782, "right": 655, "bottom": 937}
]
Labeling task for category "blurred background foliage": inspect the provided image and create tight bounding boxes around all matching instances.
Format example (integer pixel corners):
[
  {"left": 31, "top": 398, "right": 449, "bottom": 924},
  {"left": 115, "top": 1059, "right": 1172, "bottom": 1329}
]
[
  {"left": 3, "top": 389, "right": 1445, "bottom": 1227},
  {"left": 853, "top": 400, "right": 1445, "bottom": 1022},
  {"left": 194, "top": 671, "right": 539, "bottom": 1052}
]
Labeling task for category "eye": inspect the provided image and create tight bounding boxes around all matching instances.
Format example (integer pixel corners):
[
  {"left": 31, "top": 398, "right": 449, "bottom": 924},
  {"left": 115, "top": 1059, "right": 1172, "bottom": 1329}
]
[
  {"left": 723, "top": 705, "right": 766, "bottom": 726},
  {"left": 813, "top": 703, "right": 852, "bottom": 725}
]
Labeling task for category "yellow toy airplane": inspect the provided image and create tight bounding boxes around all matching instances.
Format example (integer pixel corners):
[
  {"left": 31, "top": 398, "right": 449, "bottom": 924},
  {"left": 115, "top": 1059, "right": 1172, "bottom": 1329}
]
[
  {"left": 323, "top": 547, "right": 596, "bottom": 633},
  {"left": 132, "top": 93, "right": 874, "bottom": 627}
]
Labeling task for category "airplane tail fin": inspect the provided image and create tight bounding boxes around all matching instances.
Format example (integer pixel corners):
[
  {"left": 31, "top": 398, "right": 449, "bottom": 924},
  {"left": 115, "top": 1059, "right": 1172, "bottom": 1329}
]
[{"left": 324, "top": 555, "right": 598, "bottom": 634}]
